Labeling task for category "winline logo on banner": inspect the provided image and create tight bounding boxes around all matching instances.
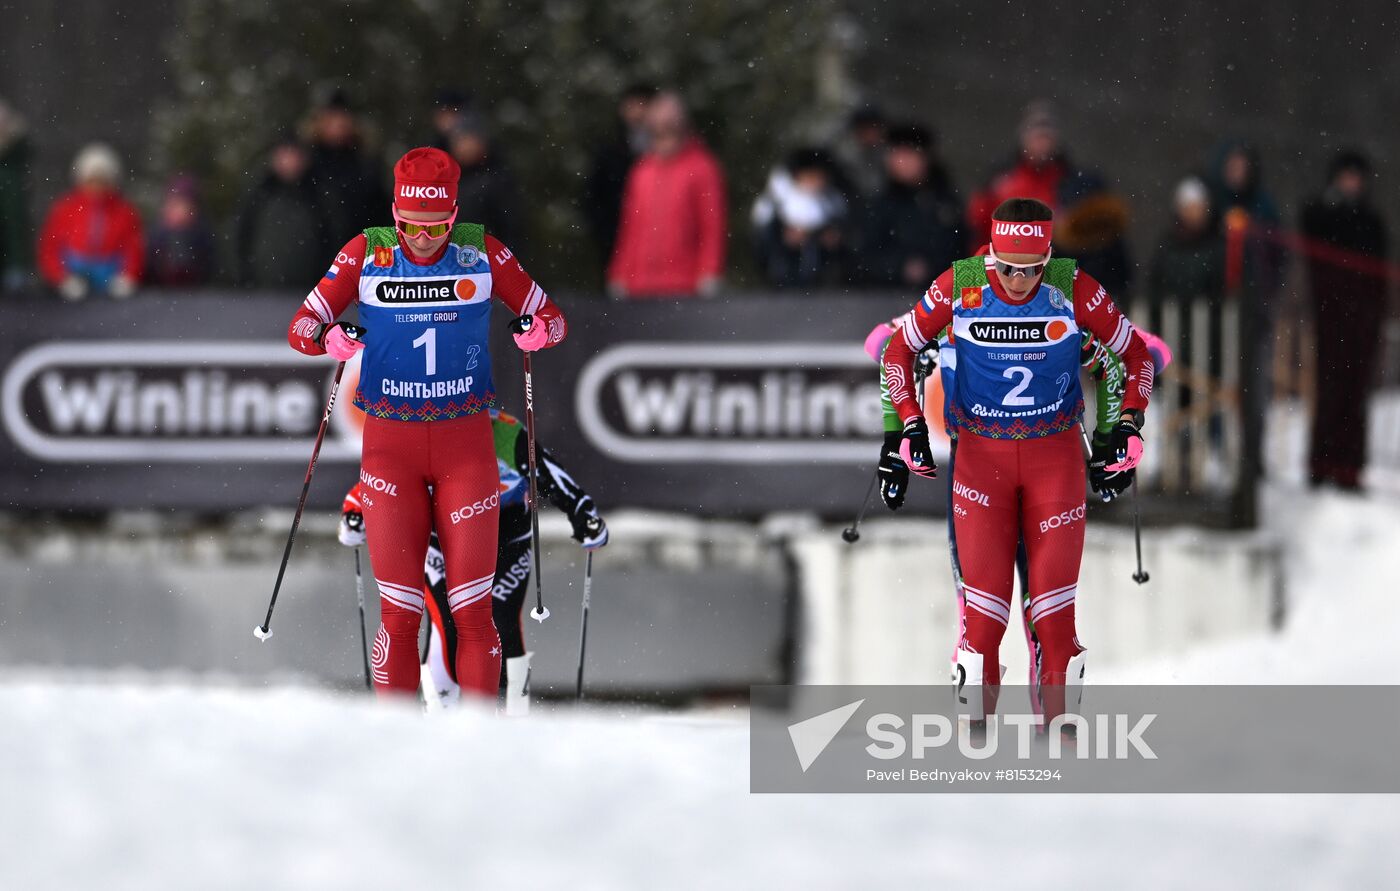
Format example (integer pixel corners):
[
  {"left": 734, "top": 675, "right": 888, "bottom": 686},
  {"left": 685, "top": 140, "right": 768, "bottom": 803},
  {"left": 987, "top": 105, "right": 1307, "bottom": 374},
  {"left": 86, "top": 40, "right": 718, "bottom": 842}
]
[
  {"left": 574, "top": 342, "right": 900, "bottom": 465},
  {"left": 1, "top": 341, "right": 362, "bottom": 462}
]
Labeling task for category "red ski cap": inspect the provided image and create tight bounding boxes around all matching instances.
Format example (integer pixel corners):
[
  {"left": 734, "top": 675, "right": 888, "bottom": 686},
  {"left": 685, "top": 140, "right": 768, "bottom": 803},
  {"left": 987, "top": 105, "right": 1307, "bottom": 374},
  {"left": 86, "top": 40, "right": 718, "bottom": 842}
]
[
  {"left": 393, "top": 147, "right": 460, "bottom": 213},
  {"left": 989, "top": 218, "right": 1053, "bottom": 256}
]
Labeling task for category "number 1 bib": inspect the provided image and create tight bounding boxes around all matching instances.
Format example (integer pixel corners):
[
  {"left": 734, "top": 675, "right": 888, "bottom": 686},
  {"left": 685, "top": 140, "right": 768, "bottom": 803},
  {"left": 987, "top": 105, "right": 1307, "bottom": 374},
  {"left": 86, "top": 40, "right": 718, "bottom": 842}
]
[
  {"left": 945, "top": 256, "right": 1083, "bottom": 439},
  {"left": 354, "top": 224, "right": 496, "bottom": 421}
]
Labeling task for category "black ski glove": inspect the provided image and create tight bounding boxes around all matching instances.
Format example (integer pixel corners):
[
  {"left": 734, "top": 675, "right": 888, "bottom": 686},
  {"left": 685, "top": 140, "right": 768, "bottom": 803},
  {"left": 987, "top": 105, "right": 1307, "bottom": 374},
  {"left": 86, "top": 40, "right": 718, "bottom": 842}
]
[
  {"left": 1088, "top": 434, "right": 1133, "bottom": 502},
  {"left": 569, "top": 497, "right": 608, "bottom": 550},
  {"left": 878, "top": 431, "right": 910, "bottom": 510},
  {"left": 338, "top": 508, "right": 365, "bottom": 547}
]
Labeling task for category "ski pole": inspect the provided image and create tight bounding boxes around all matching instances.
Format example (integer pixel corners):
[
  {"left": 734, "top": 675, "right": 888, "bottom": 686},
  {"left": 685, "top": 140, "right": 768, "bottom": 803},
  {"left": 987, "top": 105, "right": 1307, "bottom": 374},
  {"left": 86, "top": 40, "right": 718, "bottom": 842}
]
[
  {"left": 255, "top": 357, "right": 351, "bottom": 641},
  {"left": 576, "top": 551, "right": 594, "bottom": 700},
  {"left": 521, "top": 324, "right": 550, "bottom": 623},
  {"left": 1131, "top": 476, "right": 1150, "bottom": 585},
  {"left": 841, "top": 470, "right": 879, "bottom": 544},
  {"left": 353, "top": 547, "right": 371, "bottom": 689}
]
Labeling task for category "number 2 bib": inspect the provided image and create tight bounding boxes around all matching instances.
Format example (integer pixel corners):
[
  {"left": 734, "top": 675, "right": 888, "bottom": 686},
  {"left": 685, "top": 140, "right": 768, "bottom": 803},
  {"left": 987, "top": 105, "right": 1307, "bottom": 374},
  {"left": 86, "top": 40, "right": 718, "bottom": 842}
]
[
  {"left": 354, "top": 224, "right": 496, "bottom": 421},
  {"left": 945, "top": 256, "right": 1083, "bottom": 439}
]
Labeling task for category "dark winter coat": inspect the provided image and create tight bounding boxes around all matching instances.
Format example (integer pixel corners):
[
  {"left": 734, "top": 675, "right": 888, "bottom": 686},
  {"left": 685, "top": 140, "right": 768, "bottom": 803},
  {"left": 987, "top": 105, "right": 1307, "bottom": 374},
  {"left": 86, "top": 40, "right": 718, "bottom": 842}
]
[
  {"left": 1148, "top": 224, "right": 1227, "bottom": 306},
  {"left": 147, "top": 222, "right": 216, "bottom": 287},
  {"left": 854, "top": 175, "right": 962, "bottom": 287},
  {"left": 584, "top": 131, "right": 641, "bottom": 269},
  {"left": 307, "top": 143, "right": 386, "bottom": 244},
  {"left": 236, "top": 175, "right": 333, "bottom": 289},
  {"left": 0, "top": 132, "right": 31, "bottom": 281},
  {"left": 1301, "top": 189, "right": 1389, "bottom": 485},
  {"left": 458, "top": 160, "right": 524, "bottom": 251},
  {"left": 1300, "top": 191, "right": 1388, "bottom": 301}
]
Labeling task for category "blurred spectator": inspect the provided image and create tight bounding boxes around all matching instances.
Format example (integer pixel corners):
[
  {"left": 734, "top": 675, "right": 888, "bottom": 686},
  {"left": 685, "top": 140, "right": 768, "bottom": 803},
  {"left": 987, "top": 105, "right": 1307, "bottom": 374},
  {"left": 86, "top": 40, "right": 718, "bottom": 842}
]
[
  {"left": 751, "top": 148, "right": 848, "bottom": 288},
  {"left": 1211, "top": 141, "right": 1282, "bottom": 233},
  {"left": 965, "top": 101, "right": 1131, "bottom": 288},
  {"left": 37, "top": 143, "right": 143, "bottom": 301},
  {"left": 832, "top": 105, "right": 887, "bottom": 201},
  {"left": 0, "top": 98, "right": 33, "bottom": 293},
  {"left": 1208, "top": 140, "right": 1287, "bottom": 513},
  {"left": 1056, "top": 169, "right": 1132, "bottom": 296},
  {"left": 1209, "top": 139, "right": 1282, "bottom": 289},
  {"left": 146, "top": 175, "right": 216, "bottom": 287},
  {"left": 429, "top": 88, "right": 469, "bottom": 151},
  {"left": 306, "top": 88, "right": 386, "bottom": 241},
  {"left": 607, "top": 91, "right": 727, "bottom": 299},
  {"left": 1301, "top": 150, "right": 1388, "bottom": 490},
  {"left": 1210, "top": 140, "right": 1287, "bottom": 297},
  {"left": 1147, "top": 177, "right": 1228, "bottom": 451},
  {"left": 236, "top": 134, "right": 331, "bottom": 288},
  {"left": 448, "top": 115, "right": 524, "bottom": 248},
  {"left": 965, "top": 101, "right": 1070, "bottom": 248},
  {"left": 1148, "top": 177, "right": 1225, "bottom": 306},
  {"left": 584, "top": 83, "right": 656, "bottom": 270},
  {"left": 853, "top": 123, "right": 962, "bottom": 288}
]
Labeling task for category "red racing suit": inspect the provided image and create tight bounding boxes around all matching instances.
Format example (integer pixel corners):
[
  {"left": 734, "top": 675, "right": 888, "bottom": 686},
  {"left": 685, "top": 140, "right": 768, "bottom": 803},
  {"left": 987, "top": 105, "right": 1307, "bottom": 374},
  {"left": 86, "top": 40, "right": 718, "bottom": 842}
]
[
  {"left": 289, "top": 227, "right": 564, "bottom": 699},
  {"left": 882, "top": 255, "right": 1154, "bottom": 718}
]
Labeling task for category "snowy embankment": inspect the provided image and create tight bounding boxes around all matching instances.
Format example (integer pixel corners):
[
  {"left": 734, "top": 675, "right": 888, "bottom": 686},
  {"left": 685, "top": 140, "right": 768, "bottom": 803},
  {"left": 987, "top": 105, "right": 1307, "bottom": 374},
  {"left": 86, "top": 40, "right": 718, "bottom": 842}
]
[
  {"left": 1101, "top": 485, "right": 1400, "bottom": 684},
  {"left": 2, "top": 680, "right": 1397, "bottom": 890},
  {"left": 2, "top": 486, "right": 1398, "bottom": 889}
]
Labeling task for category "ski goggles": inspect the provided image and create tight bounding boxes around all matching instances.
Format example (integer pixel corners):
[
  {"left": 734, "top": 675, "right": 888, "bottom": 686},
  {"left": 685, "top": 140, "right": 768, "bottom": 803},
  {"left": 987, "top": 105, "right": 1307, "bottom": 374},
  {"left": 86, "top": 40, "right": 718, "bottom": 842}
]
[
  {"left": 987, "top": 247, "right": 1052, "bottom": 278},
  {"left": 392, "top": 207, "right": 457, "bottom": 238}
]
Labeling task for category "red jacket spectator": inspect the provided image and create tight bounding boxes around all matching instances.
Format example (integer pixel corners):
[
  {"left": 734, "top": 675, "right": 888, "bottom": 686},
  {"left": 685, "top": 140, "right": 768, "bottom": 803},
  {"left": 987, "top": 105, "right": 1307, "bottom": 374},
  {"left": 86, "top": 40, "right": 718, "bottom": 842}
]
[
  {"left": 965, "top": 101, "right": 1069, "bottom": 248},
  {"left": 37, "top": 144, "right": 144, "bottom": 297},
  {"left": 38, "top": 189, "right": 144, "bottom": 287},
  {"left": 965, "top": 155, "right": 1069, "bottom": 248},
  {"left": 607, "top": 108, "right": 726, "bottom": 298}
]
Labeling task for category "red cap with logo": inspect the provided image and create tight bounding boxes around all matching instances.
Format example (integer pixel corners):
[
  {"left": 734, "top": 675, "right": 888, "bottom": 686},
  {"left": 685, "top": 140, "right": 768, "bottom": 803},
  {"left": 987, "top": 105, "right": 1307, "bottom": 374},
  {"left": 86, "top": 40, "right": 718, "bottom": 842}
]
[
  {"left": 989, "top": 218, "right": 1054, "bottom": 256},
  {"left": 393, "top": 147, "right": 460, "bottom": 213}
]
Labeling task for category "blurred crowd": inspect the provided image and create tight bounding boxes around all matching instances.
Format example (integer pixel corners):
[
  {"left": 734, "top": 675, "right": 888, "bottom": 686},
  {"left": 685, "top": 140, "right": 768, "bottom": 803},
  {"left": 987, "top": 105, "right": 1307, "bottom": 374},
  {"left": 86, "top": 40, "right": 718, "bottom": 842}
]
[
  {"left": 0, "top": 89, "right": 1386, "bottom": 307},
  {"left": 0, "top": 87, "right": 1391, "bottom": 486}
]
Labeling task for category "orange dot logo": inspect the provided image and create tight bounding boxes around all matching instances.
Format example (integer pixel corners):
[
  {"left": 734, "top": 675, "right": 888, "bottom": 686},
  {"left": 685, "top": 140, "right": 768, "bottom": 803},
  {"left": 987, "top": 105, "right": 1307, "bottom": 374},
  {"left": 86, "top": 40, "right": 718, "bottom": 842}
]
[
  {"left": 1047, "top": 320, "right": 1068, "bottom": 341},
  {"left": 455, "top": 279, "right": 477, "bottom": 300}
]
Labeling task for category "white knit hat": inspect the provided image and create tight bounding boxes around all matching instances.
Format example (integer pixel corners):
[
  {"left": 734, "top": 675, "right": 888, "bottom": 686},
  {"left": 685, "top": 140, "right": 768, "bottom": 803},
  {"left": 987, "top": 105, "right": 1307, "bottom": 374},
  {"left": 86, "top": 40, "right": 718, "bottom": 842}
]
[
  {"left": 72, "top": 142, "right": 121, "bottom": 184},
  {"left": 1173, "top": 176, "right": 1209, "bottom": 210}
]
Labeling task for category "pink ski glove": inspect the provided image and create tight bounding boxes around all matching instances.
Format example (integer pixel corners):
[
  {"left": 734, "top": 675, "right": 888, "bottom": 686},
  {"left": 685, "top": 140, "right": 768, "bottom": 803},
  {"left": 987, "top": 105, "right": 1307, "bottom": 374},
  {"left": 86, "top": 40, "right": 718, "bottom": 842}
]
[
  {"left": 1105, "top": 412, "right": 1145, "bottom": 472},
  {"left": 511, "top": 315, "right": 548, "bottom": 352},
  {"left": 1106, "top": 436, "right": 1143, "bottom": 472},
  {"left": 321, "top": 322, "right": 365, "bottom": 361},
  {"left": 898, "top": 417, "right": 937, "bottom": 479},
  {"left": 864, "top": 320, "right": 895, "bottom": 363},
  {"left": 1138, "top": 329, "right": 1173, "bottom": 374}
]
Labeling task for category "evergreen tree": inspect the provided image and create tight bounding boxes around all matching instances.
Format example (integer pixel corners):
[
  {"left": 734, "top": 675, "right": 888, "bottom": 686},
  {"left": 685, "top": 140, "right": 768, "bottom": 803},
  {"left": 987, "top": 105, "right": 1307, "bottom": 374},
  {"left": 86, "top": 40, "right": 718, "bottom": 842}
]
[{"left": 153, "top": 0, "right": 839, "bottom": 284}]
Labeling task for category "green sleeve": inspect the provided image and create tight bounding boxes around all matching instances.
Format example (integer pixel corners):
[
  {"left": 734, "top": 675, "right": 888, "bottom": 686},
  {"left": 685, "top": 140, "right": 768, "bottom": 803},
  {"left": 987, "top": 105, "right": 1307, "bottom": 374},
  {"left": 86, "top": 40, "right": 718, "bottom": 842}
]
[
  {"left": 492, "top": 414, "right": 523, "bottom": 467},
  {"left": 1082, "top": 335, "right": 1126, "bottom": 442}
]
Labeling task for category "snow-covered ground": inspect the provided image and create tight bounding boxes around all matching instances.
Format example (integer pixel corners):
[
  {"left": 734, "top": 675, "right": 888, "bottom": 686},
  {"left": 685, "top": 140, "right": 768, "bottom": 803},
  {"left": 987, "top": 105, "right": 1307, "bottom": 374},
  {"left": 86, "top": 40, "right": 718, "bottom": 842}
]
[
  {"left": 1103, "top": 483, "right": 1400, "bottom": 684},
  {"left": 3, "top": 678, "right": 1397, "bottom": 890},
  {"left": 3, "top": 484, "right": 1398, "bottom": 889}
]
